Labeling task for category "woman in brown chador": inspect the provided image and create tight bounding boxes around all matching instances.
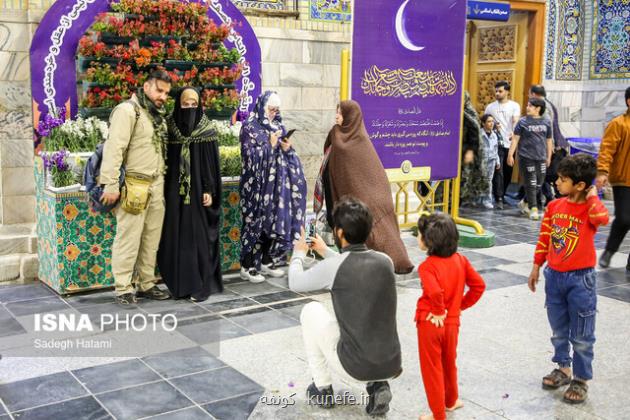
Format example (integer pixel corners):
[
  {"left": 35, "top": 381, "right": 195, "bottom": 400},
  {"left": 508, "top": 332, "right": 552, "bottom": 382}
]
[{"left": 315, "top": 100, "right": 414, "bottom": 274}]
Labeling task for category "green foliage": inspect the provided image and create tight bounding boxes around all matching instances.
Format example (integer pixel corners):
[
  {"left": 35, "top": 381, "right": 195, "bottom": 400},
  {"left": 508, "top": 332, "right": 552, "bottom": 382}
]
[
  {"left": 219, "top": 146, "right": 241, "bottom": 178},
  {"left": 44, "top": 117, "right": 108, "bottom": 152}
]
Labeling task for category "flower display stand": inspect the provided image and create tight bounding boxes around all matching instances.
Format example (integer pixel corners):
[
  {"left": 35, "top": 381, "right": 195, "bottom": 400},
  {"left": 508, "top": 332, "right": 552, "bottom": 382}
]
[{"left": 35, "top": 157, "right": 242, "bottom": 295}]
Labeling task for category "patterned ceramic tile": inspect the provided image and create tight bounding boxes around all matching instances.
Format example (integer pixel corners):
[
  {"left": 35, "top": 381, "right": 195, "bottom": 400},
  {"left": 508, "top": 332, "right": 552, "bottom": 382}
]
[
  {"left": 310, "top": 0, "right": 351, "bottom": 22},
  {"left": 590, "top": 0, "right": 630, "bottom": 79},
  {"left": 35, "top": 159, "right": 242, "bottom": 294},
  {"left": 556, "top": 0, "right": 585, "bottom": 80},
  {"left": 545, "top": 0, "right": 558, "bottom": 79}
]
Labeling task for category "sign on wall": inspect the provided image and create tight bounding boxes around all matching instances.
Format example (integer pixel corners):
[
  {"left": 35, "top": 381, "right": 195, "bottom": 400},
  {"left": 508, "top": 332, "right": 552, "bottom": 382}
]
[
  {"left": 467, "top": 0, "right": 510, "bottom": 22},
  {"left": 29, "top": 0, "right": 262, "bottom": 131},
  {"left": 351, "top": 0, "right": 467, "bottom": 181}
]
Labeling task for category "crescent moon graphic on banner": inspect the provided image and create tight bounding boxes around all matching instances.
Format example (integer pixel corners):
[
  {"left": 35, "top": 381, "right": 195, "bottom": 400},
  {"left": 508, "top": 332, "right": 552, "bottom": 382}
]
[{"left": 395, "top": 0, "right": 424, "bottom": 52}]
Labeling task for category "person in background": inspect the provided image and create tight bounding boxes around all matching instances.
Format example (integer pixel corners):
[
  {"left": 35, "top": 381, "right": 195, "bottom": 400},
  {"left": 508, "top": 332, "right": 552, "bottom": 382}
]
[
  {"left": 321, "top": 100, "right": 413, "bottom": 274},
  {"left": 239, "top": 91, "right": 307, "bottom": 283},
  {"left": 485, "top": 80, "right": 521, "bottom": 198},
  {"left": 461, "top": 92, "right": 488, "bottom": 208},
  {"left": 528, "top": 153, "right": 609, "bottom": 404},
  {"left": 158, "top": 87, "right": 222, "bottom": 302},
  {"left": 480, "top": 114, "right": 500, "bottom": 209},
  {"left": 507, "top": 97, "right": 553, "bottom": 221},
  {"left": 597, "top": 86, "right": 630, "bottom": 272},
  {"left": 530, "top": 84, "right": 569, "bottom": 204}
]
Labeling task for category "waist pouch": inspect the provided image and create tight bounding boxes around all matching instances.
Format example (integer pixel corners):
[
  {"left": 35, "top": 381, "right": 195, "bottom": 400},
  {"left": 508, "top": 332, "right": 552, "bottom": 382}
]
[{"left": 121, "top": 174, "right": 153, "bottom": 215}]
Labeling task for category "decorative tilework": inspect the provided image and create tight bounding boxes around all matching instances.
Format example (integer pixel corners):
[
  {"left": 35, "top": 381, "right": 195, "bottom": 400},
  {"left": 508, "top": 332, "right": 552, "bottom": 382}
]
[
  {"left": 232, "top": 0, "right": 286, "bottom": 10},
  {"left": 35, "top": 158, "right": 243, "bottom": 294},
  {"left": 220, "top": 179, "right": 242, "bottom": 272},
  {"left": 476, "top": 70, "right": 514, "bottom": 116},
  {"left": 477, "top": 25, "right": 517, "bottom": 63},
  {"left": 35, "top": 158, "right": 116, "bottom": 294},
  {"left": 556, "top": 0, "right": 585, "bottom": 80},
  {"left": 310, "top": 0, "right": 352, "bottom": 22},
  {"left": 590, "top": 0, "right": 630, "bottom": 79},
  {"left": 545, "top": 0, "right": 558, "bottom": 79}
]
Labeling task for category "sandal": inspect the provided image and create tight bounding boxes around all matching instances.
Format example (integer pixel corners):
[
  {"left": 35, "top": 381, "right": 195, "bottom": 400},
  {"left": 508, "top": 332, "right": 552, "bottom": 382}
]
[
  {"left": 542, "top": 368, "right": 571, "bottom": 390},
  {"left": 563, "top": 379, "right": 588, "bottom": 404}
]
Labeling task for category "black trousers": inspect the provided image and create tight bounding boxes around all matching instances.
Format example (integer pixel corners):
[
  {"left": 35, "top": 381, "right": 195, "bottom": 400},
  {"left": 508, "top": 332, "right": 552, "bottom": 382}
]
[
  {"left": 492, "top": 146, "right": 508, "bottom": 201},
  {"left": 241, "top": 233, "right": 273, "bottom": 270},
  {"left": 519, "top": 157, "right": 546, "bottom": 210},
  {"left": 605, "top": 186, "right": 630, "bottom": 253},
  {"left": 499, "top": 146, "right": 513, "bottom": 196}
]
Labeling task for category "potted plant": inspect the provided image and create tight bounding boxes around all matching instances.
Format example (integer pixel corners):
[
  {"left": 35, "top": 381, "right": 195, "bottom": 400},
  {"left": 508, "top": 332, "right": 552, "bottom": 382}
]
[
  {"left": 42, "top": 150, "right": 82, "bottom": 193},
  {"left": 76, "top": 37, "right": 121, "bottom": 71}
]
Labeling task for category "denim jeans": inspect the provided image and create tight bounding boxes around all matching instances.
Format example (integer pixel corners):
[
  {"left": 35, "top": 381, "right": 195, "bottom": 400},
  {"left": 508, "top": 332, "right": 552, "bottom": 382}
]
[{"left": 544, "top": 266, "right": 597, "bottom": 380}]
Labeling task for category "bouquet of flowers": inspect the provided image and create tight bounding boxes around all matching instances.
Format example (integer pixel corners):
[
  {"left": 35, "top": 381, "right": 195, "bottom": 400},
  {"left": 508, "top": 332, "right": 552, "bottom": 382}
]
[{"left": 41, "top": 150, "right": 77, "bottom": 188}]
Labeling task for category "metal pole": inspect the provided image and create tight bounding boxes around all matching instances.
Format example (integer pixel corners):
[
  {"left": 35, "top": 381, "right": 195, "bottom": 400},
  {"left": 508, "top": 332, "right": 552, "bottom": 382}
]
[{"left": 340, "top": 49, "right": 350, "bottom": 101}]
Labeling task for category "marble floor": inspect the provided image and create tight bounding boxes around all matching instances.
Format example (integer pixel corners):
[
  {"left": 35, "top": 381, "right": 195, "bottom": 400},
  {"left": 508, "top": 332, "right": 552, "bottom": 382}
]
[{"left": 0, "top": 204, "right": 629, "bottom": 420}]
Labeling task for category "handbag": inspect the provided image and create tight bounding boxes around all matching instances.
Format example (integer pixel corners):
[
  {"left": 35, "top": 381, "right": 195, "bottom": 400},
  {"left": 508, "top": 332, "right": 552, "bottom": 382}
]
[{"left": 120, "top": 174, "right": 152, "bottom": 215}]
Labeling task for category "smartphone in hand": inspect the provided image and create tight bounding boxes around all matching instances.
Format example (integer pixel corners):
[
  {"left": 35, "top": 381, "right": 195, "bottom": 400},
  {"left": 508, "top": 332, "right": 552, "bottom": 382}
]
[{"left": 281, "top": 129, "right": 297, "bottom": 142}]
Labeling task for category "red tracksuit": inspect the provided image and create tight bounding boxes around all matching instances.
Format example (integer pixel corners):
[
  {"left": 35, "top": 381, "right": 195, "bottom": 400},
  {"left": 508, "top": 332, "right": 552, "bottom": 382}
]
[{"left": 416, "top": 253, "right": 485, "bottom": 420}]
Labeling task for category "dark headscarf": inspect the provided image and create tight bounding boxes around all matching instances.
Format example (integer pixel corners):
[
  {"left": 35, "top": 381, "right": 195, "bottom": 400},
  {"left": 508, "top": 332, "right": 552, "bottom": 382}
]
[
  {"left": 173, "top": 87, "right": 203, "bottom": 136},
  {"left": 168, "top": 87, "right": 216, "bottom": 204}
]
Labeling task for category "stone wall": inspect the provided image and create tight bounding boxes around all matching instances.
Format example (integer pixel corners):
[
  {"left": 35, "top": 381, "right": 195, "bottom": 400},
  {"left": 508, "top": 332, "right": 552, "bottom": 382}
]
[
  {"left": 0, "top": 9, "right": 39, "bottom": 225},
  {"left": 543, "top": 0, "right": 629, "bottom": 140}
]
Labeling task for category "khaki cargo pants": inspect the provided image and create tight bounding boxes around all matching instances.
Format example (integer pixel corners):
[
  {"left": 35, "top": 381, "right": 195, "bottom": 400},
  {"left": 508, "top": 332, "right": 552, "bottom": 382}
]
[{"left": 112, "top": 177, "right": 165, "bottom": 295}]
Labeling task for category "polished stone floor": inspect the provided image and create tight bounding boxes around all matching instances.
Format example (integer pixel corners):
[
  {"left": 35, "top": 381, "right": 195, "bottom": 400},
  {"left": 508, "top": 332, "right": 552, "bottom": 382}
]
[{"left": 0, "top": 204, "right": 629, "bottom": 419}]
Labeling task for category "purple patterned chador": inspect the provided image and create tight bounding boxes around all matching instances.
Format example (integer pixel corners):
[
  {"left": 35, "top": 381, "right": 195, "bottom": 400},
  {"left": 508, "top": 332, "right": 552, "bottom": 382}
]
[{"left": 239, "top": 91, "right": 307, "bottom": 269}]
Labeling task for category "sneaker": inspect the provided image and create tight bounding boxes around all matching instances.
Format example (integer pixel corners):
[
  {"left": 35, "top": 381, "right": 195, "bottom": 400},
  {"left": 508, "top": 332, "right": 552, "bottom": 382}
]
[
  {"left": 240, "top": 268, "right": 265, "bottom": 283},
  {"left": 306, "top": 382, "right": 335, "bottom": 408},
  {"left": 136, "top": 286, "right": 171, "bottom": 300},
  {"left": 115, "top": 293, "right": 137, "bottom": 306},
  {"left": 495, "top": 200, "right": 504, "bottom": 210},
  {"left": 529, "top": 207, "right": 540, "bottom": 221},
  {"left": 261, "top": 263, "right": 284, "bottom": 278},
  {"left": 366, "top": 381, "right": 392, "bottom": 416},
  {"left": 482, "top": 201, "right": 494, "bottom": 210},
  {"left": 599, "top": 250, "right": 613, "bottom": 269},
  {"left": 519, "top": 199, "right": 529, "bottom": 215}
]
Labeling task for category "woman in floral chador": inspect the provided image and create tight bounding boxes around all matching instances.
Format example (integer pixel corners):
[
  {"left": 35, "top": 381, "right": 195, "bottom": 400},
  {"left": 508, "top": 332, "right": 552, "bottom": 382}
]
[
  {"left": 158, "top": 87, "right": 223, "bottom": 302},
  {"left": 239, "top": 91, "right": 307, "bottom": 283}
]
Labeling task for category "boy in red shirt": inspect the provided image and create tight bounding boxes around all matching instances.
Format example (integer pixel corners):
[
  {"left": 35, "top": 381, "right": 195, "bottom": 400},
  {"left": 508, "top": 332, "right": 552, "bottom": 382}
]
[
  {"left": 415, "top": 213, "right": 486, "bottom": 420},
  {"left": 528, "top": 153, "right": 609, "bottom": 404}
]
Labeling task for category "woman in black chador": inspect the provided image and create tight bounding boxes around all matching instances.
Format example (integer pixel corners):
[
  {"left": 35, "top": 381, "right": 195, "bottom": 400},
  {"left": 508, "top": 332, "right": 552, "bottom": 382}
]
[{"left": 158, "top": 87, "right": 223, "bottom": 301}]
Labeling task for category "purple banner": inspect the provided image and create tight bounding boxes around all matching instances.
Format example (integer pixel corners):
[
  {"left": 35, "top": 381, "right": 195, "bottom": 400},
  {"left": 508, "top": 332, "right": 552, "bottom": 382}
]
[
  {"left": 351, "top": 0, "right": 467, "bottom": 180},
  {"left": 30, "top": 0, "right": 261, "bottom": 134}
]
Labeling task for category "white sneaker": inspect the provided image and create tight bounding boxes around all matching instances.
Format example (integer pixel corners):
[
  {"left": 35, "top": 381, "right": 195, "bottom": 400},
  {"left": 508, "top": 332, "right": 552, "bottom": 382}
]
[
  {"left": 482, "top": 201, "right": 494, "bottom": 209},
  {"left": 529, "top": 207, "right": 540, "bottom": 221},
  {"left": 519, "top": 199, "right": 529, "bottom": 215},
  {"left": 240, "top": 268, "right": 265, "bottom": 283},
  {"left": 261, "top": 263, "right": 285, "bottom": 278}
]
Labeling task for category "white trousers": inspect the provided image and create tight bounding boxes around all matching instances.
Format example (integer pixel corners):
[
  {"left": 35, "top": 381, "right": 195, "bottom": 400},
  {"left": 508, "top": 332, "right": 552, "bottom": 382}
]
[{"left": 300, "top": 301, "right": 366, "bottom": 389}]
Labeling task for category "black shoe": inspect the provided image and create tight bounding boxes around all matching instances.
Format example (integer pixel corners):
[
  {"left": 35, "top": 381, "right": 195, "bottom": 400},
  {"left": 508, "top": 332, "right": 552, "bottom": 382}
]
[
  {"left": 306, "top": 382, "right": 335, "bottom": 408},
  {"left": 137, "top": 286, "right": 171, "bottom": 300},
  {"left": 115, "top": 293, "right": 137, "bottom": 306},
  {"left": 626, "top": 256, "right": 630, "bottom": 272},
  {"left": 365, "top": 381, "right": 392, "bottom": 416},
  {"left": 599, "top": 250, "right": 613, "bottom": 269}
]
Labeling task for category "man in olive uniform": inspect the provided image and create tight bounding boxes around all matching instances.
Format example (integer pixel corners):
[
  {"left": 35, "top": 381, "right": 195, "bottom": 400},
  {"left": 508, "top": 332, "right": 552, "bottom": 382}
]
[{"left": 100, "top": 70, "right": 172, "bottom": 305}]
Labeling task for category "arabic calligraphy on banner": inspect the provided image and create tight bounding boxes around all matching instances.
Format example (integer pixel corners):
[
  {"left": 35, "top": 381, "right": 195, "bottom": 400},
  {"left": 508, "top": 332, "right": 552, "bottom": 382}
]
[
  {"left": 361, "top": 65, "right": 458, "bottom": 99},
  {"left": 351, "top": 0, "right": 467, "bottom": 180}
]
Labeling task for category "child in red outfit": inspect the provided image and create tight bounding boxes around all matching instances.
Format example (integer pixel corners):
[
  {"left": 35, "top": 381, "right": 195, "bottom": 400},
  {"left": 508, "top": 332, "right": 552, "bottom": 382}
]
[
  {"left": 528, "top": 153, "right": 609, "bottom": 404},
  {"left": 415, "top": 214, "right": 486, "bottom": 420}
]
